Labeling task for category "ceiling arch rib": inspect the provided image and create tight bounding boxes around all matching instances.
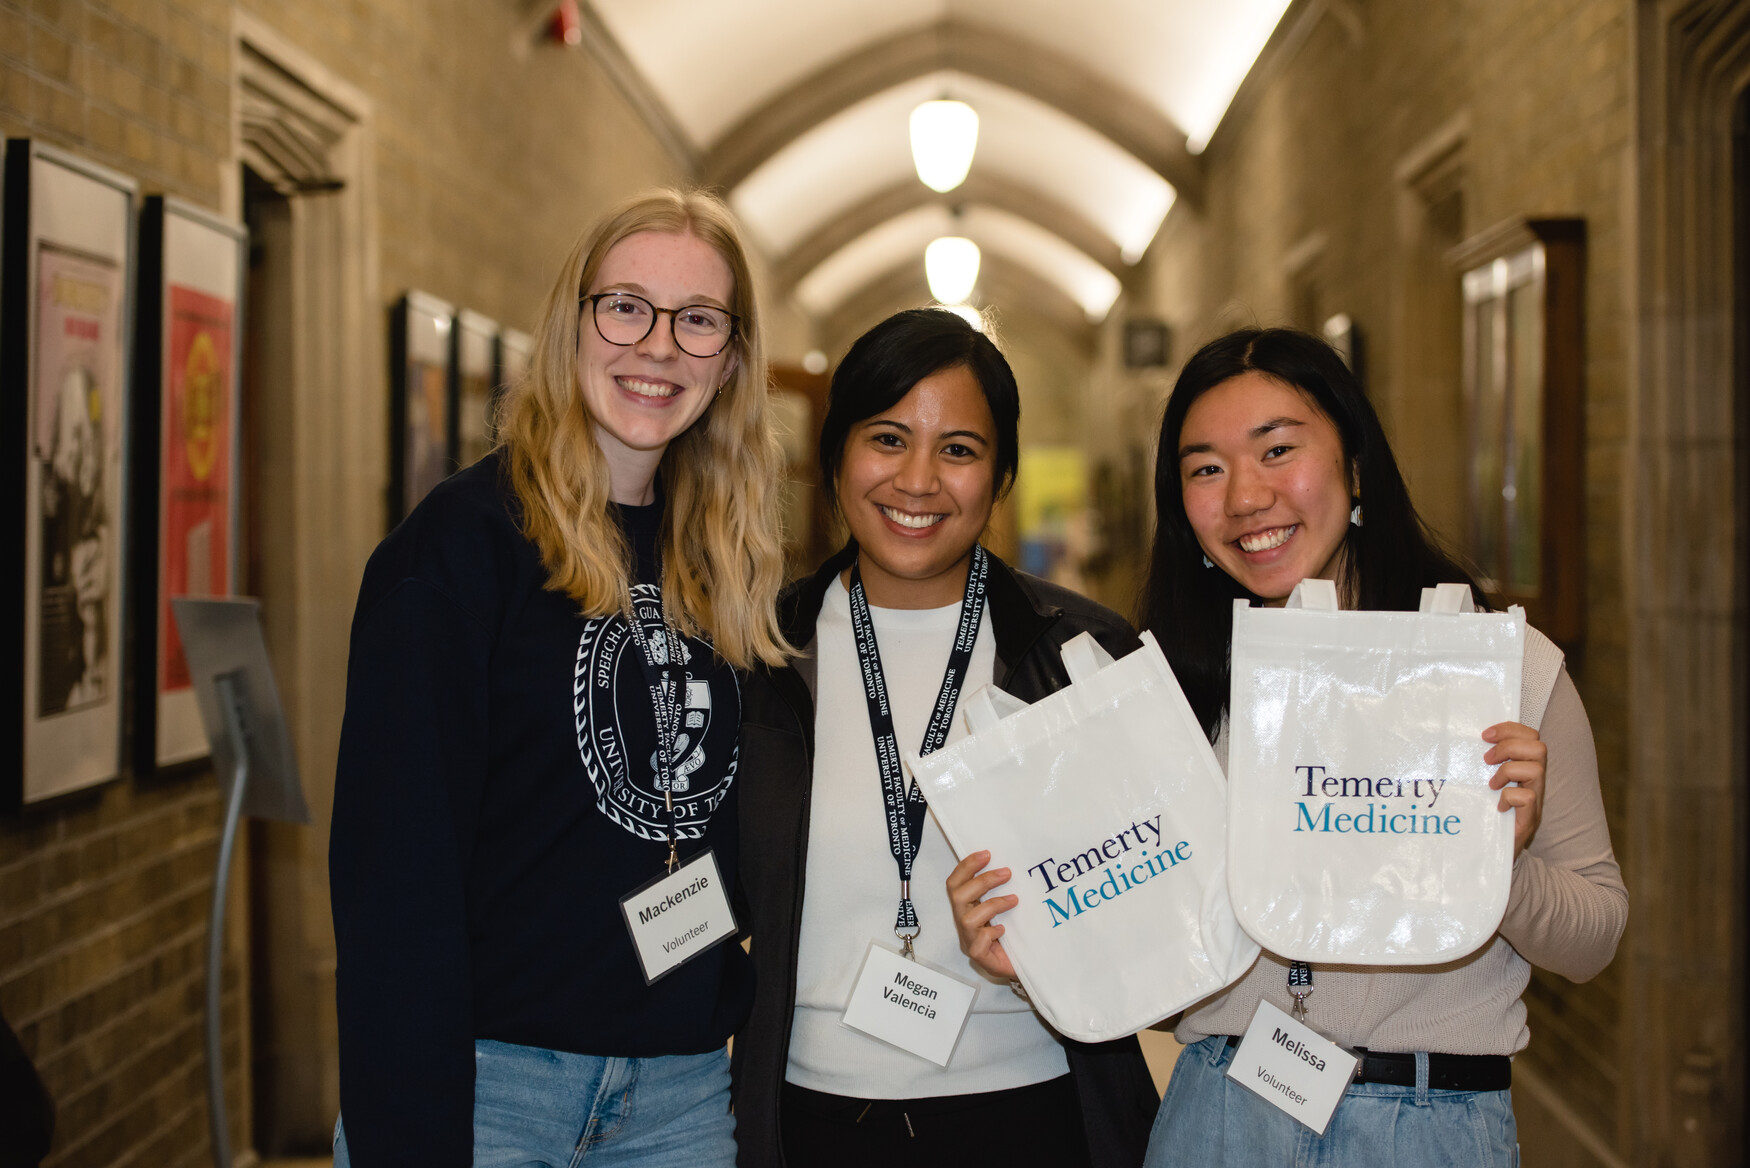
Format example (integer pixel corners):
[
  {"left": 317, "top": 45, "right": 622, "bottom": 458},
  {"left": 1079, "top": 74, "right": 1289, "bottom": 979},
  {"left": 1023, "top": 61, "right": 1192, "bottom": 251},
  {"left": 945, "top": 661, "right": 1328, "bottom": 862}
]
[
  {"left": 733, "top": 73, "right": 1175, "bottom": 269},
  {"left": 795, "top": 204, "right": 1120, "bottom": 324},
  {"left": 771, "top": 173, "right": 1124, "bottom": 295},
  {"left": 702, "top": 19, "right": 1205, "bottom": 208},
  {"left": 819, "top": 253, "right": 1097, "bottom": 360}
]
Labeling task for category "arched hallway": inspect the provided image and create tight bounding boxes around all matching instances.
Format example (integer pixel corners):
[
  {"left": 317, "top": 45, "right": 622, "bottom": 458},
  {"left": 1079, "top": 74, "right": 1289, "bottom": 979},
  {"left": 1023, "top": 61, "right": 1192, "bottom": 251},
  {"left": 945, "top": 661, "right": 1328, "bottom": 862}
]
[{"left": 1, "top": 1, "right": 1745, "bottom": 1165}]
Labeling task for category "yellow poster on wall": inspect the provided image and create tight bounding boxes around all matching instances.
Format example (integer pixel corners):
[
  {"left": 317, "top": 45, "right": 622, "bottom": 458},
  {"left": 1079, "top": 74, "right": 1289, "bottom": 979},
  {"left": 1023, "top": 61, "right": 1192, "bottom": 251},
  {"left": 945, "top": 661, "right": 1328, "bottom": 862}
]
[{"left": 1018, "top": 447, "right": 1088, "bottom": 538}]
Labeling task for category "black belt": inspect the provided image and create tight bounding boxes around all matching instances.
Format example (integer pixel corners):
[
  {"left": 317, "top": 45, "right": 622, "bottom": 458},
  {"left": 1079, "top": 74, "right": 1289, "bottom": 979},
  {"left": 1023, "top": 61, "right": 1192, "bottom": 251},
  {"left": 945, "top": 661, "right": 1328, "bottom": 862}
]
[
  {"left": 1223, "top": 1036, "right": 1511, "bottom": 1091},
  {"left": 781, "top": 1075, "right": 1077, "bottom": 1121}
]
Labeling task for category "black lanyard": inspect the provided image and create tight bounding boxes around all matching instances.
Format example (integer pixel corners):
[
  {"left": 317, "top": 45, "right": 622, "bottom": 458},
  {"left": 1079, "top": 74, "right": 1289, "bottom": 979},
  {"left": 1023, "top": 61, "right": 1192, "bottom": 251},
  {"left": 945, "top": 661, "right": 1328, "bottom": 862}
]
[
  {"left": 847, "top": 544, "right": 990, "bottom": 955},
  {"left": 623, "top": 587, "right": 688, "bottom": 872},
  {"left": 1288, "top": 960, "right": 1313, "bottom": 1020}
]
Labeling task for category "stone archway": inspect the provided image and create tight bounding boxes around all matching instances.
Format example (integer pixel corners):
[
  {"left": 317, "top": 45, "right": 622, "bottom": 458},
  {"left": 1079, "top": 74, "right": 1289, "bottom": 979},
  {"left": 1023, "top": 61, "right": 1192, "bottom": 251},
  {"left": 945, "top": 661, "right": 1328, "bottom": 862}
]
[
  {"left": 1628, "top": 1, "right": 1750, "bottom": 1163},
  {"left": 231, "top": 12, "right": 381, "bottom": 1152}
]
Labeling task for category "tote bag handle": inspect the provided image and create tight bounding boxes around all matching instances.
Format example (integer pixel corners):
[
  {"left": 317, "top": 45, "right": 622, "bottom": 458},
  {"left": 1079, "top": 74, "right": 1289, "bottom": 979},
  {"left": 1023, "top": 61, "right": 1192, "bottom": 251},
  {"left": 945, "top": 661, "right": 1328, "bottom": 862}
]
[
  {"left": 962, "top": 685, "right": 1031, "bottom": 735},
  {"left": 1418, "top": 582, "right": 1478, "bottom": 614},
  {"left": 1061, "top": 632, "right": 1116, "bottom": 684},
  {"left": 1285, "top": 578, "right": 1340, "bottom": 611}
]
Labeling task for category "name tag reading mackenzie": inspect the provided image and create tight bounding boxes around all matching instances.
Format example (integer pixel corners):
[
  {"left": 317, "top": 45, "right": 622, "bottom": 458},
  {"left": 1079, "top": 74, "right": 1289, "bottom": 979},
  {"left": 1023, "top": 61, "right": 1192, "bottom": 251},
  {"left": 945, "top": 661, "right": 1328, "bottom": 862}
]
[
  {"left": 620, "top": 849, "right": 737, "bottom": 984},
  {"left": 840, "top": 941, "right": 978, "bottom": 1067},
  {"left": 1226, "top": 999, "right": 1359, "bottom": 1135}
]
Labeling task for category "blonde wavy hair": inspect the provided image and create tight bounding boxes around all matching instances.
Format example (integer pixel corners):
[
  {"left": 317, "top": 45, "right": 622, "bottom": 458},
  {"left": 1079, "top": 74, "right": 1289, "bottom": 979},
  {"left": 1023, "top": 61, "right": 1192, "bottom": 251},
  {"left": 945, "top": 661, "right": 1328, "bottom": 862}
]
[{"left": 497, "top": 189, "right": 790, "bottom": 669}]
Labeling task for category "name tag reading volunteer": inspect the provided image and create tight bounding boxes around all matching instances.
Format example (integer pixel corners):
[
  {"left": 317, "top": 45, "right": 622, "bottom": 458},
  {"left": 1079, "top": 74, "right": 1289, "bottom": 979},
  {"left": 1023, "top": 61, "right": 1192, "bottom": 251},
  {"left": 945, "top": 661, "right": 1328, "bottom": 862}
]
[
  {"left": 841, "top": 941, "right": 978, "bottom": 1067},
  {"left": 1227, "top": 999, "right": 1359, "bottom": 1135},
  {"left": 619, "top": 849, "right": 737, "bottom": 985}
]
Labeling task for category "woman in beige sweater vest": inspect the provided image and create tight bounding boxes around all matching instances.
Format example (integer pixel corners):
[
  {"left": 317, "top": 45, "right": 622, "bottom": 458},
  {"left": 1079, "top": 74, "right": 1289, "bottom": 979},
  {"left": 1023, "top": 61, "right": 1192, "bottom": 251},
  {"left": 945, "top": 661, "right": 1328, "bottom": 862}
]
[
  {"left": 1144, "top": 328, "right": 1623, "bottom": 1166},
  {"left": 952, "top": 327, "right": 1624, "bottom": 1168}
]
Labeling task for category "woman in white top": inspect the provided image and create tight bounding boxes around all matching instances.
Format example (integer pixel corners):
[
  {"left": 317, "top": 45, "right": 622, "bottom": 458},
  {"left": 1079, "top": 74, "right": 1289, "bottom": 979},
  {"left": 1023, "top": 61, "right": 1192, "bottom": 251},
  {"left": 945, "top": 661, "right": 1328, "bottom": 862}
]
[{"left": 730, "top": 308, "right": 1158, "bottom": 1167}]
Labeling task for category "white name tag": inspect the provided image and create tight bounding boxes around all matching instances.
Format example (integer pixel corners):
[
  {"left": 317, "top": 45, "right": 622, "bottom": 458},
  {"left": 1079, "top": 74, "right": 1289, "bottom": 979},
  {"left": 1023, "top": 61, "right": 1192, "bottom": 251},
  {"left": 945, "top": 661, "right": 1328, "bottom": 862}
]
[
  {"left": 619, "top": 849, "right": 737, "bottom": 984},
  {"left": 840, "top": 941, "right": 978, "bottom": 1067},
  {"left": 1226, "top": 999, "right": 1359, "bottom": 1135}
]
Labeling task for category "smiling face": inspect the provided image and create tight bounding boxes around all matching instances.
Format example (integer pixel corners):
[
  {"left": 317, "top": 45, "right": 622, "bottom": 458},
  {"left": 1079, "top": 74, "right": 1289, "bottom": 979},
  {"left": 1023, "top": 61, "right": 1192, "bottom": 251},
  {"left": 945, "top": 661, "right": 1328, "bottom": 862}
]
[
  {"left": 1178, "top": 371, "right": 1354, "bottom": 605},
  {"left": 836, "top": 364, "right": 999, "bottom": 609},
  {"left": 577, "top": 230, "right": 738, "bottom": 500}
]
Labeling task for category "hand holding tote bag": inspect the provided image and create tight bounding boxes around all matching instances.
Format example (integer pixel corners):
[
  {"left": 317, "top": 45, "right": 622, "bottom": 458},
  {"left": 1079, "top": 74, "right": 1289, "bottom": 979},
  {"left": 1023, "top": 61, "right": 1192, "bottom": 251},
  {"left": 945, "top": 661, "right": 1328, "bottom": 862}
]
[
  {"left": 907, "top": 631, "right": 1258, "bottom": 1043},
  {"left": 1226, "top": 580, "right": 1524, "bottom": 965}
]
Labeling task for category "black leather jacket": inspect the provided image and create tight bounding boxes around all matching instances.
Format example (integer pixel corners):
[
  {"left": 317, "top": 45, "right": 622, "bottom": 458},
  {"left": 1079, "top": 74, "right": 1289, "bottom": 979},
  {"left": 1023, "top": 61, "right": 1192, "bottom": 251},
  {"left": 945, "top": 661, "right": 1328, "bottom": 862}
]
[{"left": 730, "top": 544, "right": 1159, "bottom": 1168}]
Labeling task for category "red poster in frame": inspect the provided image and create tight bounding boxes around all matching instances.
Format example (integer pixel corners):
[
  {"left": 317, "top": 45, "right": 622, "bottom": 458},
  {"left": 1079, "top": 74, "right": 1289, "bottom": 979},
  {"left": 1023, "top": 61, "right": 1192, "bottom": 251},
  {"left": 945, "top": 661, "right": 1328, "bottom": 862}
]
[
  {"left": 161, "top": 284, "right": 233, "bottom": 691},
  {"left": 130, "top": 195, "right": 246, "bottom": 775}
]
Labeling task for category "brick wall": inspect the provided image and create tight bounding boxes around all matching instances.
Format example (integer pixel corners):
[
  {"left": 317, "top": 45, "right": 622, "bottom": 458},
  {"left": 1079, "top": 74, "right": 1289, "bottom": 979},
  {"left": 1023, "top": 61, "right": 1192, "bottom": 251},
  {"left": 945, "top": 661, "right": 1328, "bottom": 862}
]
[
  {"left": 1130, "top": 0, "right": 1634, "bottom": 1158},
  {"left": 240, "top": 0, "right": 682, "bottom": 337},
  {"left": 1, "top": 1, "right": 686, "bottom": 1162},
  {"left": 0, "top": 777, "right": 243, "bottom": 1168},
  {"left": 1, "top": 0, "right": 232, "bottom": 209},
  {"left": 3, "top": 0, "right": 249, "bottom": 1161}
]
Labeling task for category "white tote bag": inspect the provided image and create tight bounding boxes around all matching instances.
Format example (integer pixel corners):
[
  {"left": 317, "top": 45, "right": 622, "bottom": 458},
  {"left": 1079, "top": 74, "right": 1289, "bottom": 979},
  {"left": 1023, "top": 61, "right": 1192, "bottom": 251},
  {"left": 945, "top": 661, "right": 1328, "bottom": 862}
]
[
  {"left": 907, "top": 630, "right": 1258, "bottom": 1043},
  {"left": 1226, "top": 580, "right": 1524, "bottom": 965}
]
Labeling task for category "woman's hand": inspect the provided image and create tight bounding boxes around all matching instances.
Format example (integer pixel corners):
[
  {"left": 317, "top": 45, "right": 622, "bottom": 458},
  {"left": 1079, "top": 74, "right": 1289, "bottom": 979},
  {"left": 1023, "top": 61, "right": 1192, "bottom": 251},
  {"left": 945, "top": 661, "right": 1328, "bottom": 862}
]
[
  {"left": 1483, "top": 721, "right": 1547, "bottom": 858},
  {"left": 947, "top": 850, "right": 1020, "bottom": 981}
]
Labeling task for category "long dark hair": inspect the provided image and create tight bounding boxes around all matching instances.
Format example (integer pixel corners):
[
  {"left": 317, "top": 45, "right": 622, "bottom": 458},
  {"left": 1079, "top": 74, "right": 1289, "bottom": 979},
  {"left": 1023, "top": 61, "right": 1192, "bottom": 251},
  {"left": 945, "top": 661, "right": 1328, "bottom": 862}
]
[
  {"left": 818, "top": 307, "right": 1021, "bottom": 498},
  {"left": 1142, "top": 328, "right": 1485, "bottom": 739}
]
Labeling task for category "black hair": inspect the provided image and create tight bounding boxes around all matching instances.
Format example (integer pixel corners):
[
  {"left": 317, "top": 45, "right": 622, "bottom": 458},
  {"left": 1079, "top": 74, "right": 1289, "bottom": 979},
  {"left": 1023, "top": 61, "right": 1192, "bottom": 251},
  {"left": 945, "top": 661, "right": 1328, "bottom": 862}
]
[
  {"left": 1142, "top": 327, "right": 1487, "bottom": 740},
  {"left": 817, "top": 308, "right": 1021, "bottom": 498}
]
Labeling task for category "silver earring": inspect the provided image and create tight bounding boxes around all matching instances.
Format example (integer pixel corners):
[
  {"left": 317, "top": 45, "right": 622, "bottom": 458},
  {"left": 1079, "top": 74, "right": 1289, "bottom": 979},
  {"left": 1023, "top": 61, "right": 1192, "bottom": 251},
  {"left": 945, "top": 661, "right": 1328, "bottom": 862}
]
[
  {"left": 1350, "top": 502, "right": 1363, "bottom": 528},
  {"left": 1202, "top": 553, "right": 1215, "bottom": 569}
]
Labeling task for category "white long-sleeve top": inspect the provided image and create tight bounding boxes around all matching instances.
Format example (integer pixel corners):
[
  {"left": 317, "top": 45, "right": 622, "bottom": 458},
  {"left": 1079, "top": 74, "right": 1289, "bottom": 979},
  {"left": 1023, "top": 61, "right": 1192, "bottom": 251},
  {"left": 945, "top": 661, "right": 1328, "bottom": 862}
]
[{"left": 785, "top": 578, "right": 1070, "bottom": 1099}]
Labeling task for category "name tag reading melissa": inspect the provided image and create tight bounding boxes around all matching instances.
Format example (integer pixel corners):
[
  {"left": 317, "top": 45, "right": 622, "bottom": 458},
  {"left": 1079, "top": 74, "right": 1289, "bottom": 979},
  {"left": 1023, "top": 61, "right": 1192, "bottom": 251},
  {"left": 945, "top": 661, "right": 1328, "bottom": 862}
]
[
  {"left": 1226, "top": 999, "right": 1359, "bottom": 1135},
  {"left": 840, "top": 941, "right": 978, "bottom": 1067},
  {"left": 620, "top": 849, "right": 737, "bottom": 984}
]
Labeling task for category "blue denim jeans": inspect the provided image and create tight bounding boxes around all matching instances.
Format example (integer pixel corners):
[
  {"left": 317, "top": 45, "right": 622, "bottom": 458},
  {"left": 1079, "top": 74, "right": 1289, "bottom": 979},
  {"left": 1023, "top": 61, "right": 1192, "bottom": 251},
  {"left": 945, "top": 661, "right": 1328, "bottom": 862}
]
[
  {"left": 334, "top": 1041, "right": 737, "bottom": 1168},
  {"left": 1145, "top": 1036, "right": 1519, "bottom": 1168}
]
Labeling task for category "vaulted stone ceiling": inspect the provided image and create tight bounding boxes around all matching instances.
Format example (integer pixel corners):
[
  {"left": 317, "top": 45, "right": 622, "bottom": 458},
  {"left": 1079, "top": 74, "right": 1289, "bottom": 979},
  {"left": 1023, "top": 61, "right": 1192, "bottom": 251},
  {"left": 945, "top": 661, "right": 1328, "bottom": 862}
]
[{"left": 578, "top": 0, "right": 1293, "bottom": 332}]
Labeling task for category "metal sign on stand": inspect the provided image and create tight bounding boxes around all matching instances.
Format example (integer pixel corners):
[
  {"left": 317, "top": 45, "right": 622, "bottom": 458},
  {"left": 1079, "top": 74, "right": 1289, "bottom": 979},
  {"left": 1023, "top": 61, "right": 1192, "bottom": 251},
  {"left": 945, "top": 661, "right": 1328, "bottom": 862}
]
[{"left": 171, "top": 597, "right": 310, "bottom": 1168}]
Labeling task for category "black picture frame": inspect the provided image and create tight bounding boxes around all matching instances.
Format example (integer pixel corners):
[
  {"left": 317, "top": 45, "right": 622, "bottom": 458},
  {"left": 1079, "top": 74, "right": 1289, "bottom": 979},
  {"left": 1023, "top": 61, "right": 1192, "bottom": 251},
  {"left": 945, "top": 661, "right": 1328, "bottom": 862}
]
[
  {"left": 2, "top": 140, "right": 139, "bottom": 810},
  {"left": 498, "top": 326, "right": 532, "bottom": 394},
  {"left": 388, "top": 290, "right": 456, "bottom": 525},
  {"left": 130, "top": 195, "right": 248, "bottom": 777},
  {"left": 1321, "top": 312, "right": 1365, "bottom": 388},
  {"left": 1123, "top": 317, "right": 1170, "bottom": 368},
  {"left": 455, "top": 308, "right": 499, "bottom": 469}
]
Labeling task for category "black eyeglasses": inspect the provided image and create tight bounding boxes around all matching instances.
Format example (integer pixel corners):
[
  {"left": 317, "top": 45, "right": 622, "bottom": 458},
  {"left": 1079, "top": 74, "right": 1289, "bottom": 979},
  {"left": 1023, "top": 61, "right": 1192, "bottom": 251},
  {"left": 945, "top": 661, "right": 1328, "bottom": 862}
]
[{"left": 581, "top": 292, "right": 740, "bottom": 359}]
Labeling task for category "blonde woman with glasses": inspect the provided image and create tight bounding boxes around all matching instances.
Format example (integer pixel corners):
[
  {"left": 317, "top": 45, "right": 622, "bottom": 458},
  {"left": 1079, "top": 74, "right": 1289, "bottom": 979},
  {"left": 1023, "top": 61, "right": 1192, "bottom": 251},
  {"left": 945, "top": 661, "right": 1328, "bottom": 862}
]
[{"left": 330, "top": 189, "right": 788, "bottom": 1168}]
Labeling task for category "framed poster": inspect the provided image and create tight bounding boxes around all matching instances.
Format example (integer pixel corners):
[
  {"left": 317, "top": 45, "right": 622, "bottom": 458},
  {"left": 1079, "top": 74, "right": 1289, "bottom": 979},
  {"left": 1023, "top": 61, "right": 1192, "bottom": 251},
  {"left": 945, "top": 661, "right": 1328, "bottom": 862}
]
[
  {"left": 1122, "top": 317, "right": 1169, "bottom": 368},
  {"left": 1451, "top": 217, "right": 1585, "bottom": 646},
  {"left": 2, "top": 140, "right": 138, "bottom": 809},
  {"left": 389, "top": 290, "right": 455, "bottom": 523},
  {"left": 455, "top": 308, "right": 498, "bottom": 468},
  {"left": 131, "top": 196, "right": 246, "bottom": 775},
  {"left": 498, "top": 326, "right": 532, "bottom": 394}
]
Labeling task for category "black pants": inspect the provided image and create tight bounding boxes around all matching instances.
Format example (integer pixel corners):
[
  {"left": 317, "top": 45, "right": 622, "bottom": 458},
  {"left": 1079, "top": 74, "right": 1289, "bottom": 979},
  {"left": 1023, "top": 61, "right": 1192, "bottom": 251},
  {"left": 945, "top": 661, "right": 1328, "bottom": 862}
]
[{"left": 779, "top": 1074, "right": 1092, "bottom": 1168}]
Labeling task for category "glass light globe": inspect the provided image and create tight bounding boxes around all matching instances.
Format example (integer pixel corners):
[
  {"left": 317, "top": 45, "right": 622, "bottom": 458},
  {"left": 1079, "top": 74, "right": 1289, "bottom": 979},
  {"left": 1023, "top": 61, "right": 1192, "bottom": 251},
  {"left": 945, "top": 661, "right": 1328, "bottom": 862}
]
[
  {"left": 910, "top": 100, "right": 979, "bottom": 193},
  {"left": 925, "top": 236, "right": 981, "bottom": 304}
]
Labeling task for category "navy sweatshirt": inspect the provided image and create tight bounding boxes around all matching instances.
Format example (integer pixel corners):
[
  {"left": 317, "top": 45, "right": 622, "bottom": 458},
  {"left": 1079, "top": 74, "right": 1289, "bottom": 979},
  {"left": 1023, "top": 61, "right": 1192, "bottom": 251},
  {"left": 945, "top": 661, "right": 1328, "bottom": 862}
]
[{"left": 330, "top": 452, "right": 752, "bottom": 1166}]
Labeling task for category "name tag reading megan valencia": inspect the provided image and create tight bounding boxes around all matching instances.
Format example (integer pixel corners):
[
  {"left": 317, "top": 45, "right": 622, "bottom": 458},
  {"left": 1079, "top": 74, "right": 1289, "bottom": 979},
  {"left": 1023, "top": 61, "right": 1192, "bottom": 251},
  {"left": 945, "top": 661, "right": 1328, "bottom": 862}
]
[
  {"left": 840, "top": 941, "right": 978, "bottom": 1067},
  {"left": 619, "top": 850, "right": 738, "bottom": 985},
  {"left": 1226, "top": 999, "right": 1359, "bottom": 1134}
]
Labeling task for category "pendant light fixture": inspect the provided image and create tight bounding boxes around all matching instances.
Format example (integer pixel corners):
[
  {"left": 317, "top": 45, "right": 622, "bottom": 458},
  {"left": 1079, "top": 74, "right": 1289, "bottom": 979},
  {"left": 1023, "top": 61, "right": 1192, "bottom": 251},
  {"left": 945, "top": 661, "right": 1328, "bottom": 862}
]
[
  {"left": 910, "top": 99, "right": 979, "bottom": 193},
  {"left": 925, "top": 235, "right": 981, "bottom": 304}
]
